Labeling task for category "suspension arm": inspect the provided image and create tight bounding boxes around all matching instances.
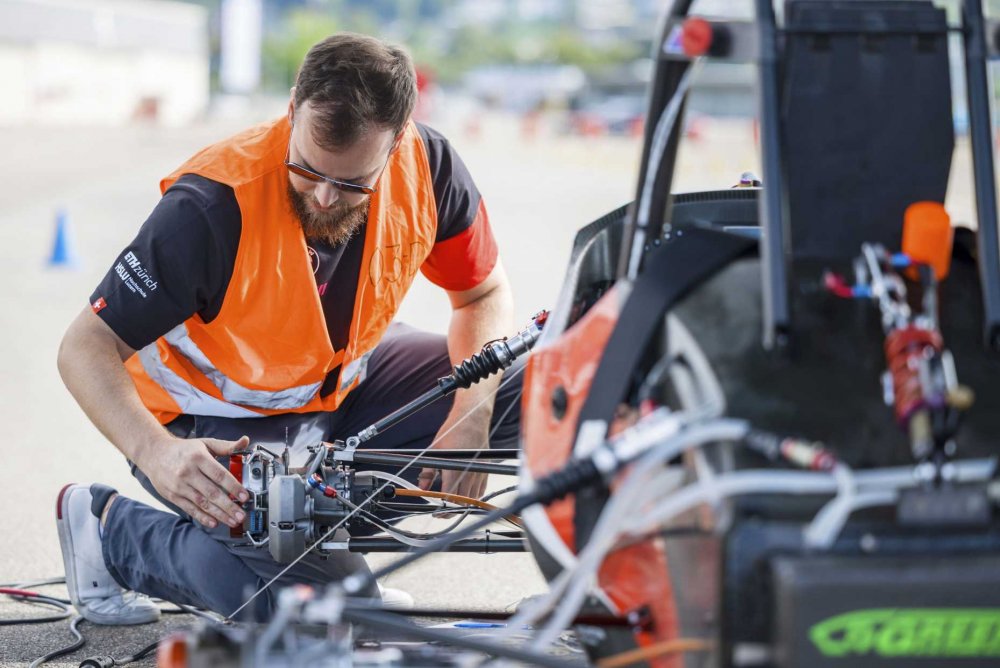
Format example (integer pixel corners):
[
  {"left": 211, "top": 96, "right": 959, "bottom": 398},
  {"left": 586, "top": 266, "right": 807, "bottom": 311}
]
[{"left": 338, "top": 450, "right": 518, "bottom": 476}]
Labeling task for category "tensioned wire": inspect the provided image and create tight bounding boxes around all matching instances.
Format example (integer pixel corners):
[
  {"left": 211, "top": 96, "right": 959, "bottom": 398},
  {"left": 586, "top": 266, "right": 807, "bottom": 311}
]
[{"left": 225, "top": 360, "right": 528, "bottom": 621}]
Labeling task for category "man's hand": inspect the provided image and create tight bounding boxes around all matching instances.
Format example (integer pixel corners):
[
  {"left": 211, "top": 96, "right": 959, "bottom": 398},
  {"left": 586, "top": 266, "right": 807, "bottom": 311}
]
[
  {"left": 418, "top": 417, "right": 489, "bottom": 499},
  {"left": 135, "top": 435, "right": 251, "bottom": 529}
]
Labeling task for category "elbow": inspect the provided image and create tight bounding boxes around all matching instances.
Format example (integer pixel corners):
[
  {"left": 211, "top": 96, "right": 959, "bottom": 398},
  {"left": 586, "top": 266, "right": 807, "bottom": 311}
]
[{"left": 56, "top": 323, "right": 79, "bottom": 385}]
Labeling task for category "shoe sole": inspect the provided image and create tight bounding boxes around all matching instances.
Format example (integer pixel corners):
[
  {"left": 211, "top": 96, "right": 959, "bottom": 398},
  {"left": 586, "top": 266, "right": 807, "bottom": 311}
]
[{"left": 56, "top": 483, "right": 83, "bottom": 610}]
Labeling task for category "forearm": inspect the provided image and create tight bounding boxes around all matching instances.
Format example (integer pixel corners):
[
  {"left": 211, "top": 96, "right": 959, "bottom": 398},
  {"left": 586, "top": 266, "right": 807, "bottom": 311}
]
[
  {"left": 57, "top": 309, "right": 171, "bottom": 467},
  {"left": 444, "top": 275, "right": 515, "bottom": 436}
]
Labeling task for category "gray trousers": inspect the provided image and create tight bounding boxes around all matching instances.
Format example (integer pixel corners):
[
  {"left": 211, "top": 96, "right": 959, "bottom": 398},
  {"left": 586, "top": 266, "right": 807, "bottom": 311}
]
[{"left": 100, "top": 323, "right": 525, "bottom": 621}]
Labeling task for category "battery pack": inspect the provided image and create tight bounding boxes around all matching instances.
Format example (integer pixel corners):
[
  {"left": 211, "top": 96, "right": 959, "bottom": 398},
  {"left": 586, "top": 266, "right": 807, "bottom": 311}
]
[{"left": 772, "top": 554, "right": 1000, "bottom": 667}]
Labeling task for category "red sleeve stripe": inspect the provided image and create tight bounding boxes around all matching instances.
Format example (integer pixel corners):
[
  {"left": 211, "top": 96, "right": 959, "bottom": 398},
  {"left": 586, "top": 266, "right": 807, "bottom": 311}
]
[{"left": 420, "top": 199, "right": 498, "bottom": 291}]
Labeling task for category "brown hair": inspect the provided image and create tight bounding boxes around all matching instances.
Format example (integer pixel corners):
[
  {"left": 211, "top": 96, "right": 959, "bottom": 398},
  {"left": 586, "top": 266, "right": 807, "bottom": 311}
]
[{"left": 293, "top": 33, "right": 417, "bottom": 149}]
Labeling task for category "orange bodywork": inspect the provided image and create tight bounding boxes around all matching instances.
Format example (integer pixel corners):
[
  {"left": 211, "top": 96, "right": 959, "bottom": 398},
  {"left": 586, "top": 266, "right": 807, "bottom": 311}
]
[{"left": 522, "top": 286, "right": 681, "bottom": 667}]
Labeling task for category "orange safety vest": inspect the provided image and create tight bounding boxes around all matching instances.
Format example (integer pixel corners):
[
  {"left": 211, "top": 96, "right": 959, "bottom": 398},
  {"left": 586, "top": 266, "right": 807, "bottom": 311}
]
[{"left": 125, "top": 116, "right": 438, "bottom": 424}]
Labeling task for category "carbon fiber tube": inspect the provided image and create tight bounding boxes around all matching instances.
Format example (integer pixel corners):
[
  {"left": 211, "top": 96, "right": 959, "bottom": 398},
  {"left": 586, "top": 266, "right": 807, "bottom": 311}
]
[
  {"left": 347, "top": 537, "right": 525, "bottom": 552},
  {"left": 348, "top": 451, "right": 517, "bottom": 476}
]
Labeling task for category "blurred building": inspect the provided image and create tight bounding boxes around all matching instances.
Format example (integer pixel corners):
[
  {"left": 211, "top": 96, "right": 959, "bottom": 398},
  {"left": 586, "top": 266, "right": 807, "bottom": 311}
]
[{"left": 0, "top": 0, "right": 209, "bottom": 126}]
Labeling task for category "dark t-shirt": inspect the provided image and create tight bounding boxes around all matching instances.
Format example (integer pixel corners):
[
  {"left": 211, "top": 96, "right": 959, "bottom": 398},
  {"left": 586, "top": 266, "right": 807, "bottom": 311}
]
[{"left": 91, "top": 123, "right": 497, "bottom": 358}]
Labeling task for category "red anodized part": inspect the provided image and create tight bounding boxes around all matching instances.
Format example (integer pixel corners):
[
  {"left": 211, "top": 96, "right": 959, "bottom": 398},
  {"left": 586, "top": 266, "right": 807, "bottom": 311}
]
[
  {"left": 228, "top": 455, "right": 245, "bottom": 538},
  {"left": 885, "top": 326, "right": 943, "bottom": 426},
  {"left": 681, "top": 17, "right": 714, "bottom": 57}
]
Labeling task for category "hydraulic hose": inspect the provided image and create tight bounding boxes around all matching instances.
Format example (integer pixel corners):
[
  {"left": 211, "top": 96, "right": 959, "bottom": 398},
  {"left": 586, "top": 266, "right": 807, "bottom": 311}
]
[{"left": 393, "top": 488, "right": 522, "bottom": 526}]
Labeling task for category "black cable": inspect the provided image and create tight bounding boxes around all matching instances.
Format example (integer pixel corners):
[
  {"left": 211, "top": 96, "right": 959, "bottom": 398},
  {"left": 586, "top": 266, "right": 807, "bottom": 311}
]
[
  {"left": 29, "top": 615, "right": 85, "bottom": 668},
  {"left": 2, "top": 580, "right": 209, "bottom": 667},
  {"left": 355, "top": 505, "right": 474, "bottom": 540},
  {"left": 355, "top": 457, "right": 602, "bottom": 588},
  {"left": 375, "top": 504, "right": 479, "bottom": 520},
  {"left": 0, "top": 593, "right": 73, "bottom": 625},
  {"left": 77, "top": 638, "right": 162, "bottom": 668},
  {"left": 167, "top": 601, "right": 224, "bottom": 623},
  {"left": 373, "top": 503, "right": 463, "bottom": 513},
  {"left": 480, "top": 485, "right": 518, "bottom": 503},
  {"left": 342, "top": 607, "right": 574, "bottom": 668},
  {"left": 0, "top": 576, "right": 66, "bottom": 588},
  {"left": 39, "top": 594, "right": 71, "bottom": 605},
  {"left": 371, "top": 504, "right": 522, "bottom": 531},
  {"left": 116, "top": 639, "right": 161, "bottom": 665},
  {"left": 77, "top": 605, "right": 219, "bottom": 668}
]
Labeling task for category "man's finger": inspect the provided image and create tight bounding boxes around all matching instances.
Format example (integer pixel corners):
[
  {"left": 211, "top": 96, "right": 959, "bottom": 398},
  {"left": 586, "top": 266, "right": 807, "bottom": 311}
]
[
  {"left": 188, "top": 476, "right": 245, "bottom": 527},
  {"left": 182, "top": 481, "right": 237, "bottom": 528},
  {"left": 175, "top": 496, "right": 218, "bottom": 529},
  {"left": 439, "top": 470, "right": 458, "bottom": 495},
  {"left": 203, "top": 435, "right": 250, "bottom": 457},
  {"left": 464, "top": 473, "right": 487, "bottom": 501},
  {"left": 471, "top": 475, "right": 487, "bottom": 501},
  {"left": 442, "top": 469, "right": 482, "bottom": 499},
  {"left": 417, "top": 468, "right": 437, "bottom": 491},
  {"left": 198, "top": 454, "right": 249, "bottom": 502}
]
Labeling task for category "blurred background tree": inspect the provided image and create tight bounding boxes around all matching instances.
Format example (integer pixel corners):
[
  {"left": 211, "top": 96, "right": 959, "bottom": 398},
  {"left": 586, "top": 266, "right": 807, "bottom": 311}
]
[{"left": 181, "top": 0, "right": 652, "bottom": 92}]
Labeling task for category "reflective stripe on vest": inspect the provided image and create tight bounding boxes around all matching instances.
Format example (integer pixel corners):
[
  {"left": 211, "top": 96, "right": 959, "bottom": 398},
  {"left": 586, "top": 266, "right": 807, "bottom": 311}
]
[
  {"left": 137, "top": 344, "right": 261, "bottom": 419},
  {"left": 339, "top": 350, "right": 372, "bottom": 392},
  {"left": 162, "top": 323, "right": 323, "bottom": 410}
]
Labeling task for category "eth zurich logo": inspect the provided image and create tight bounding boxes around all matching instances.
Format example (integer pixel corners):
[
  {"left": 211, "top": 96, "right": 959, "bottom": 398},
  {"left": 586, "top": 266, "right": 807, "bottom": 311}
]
[{"left": 810, "top": 608, "right": 1000, "bottom": 659}]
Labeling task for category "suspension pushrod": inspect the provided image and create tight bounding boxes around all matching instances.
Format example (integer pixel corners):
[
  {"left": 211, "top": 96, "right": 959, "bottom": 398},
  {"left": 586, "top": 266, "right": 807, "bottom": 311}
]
[
  {"left": 364, "top": 448, "right": 520, "bottom": 460},
  {"left": 354, "top": 607, "right": 642, "bottom": 628},
  {"left": 347, "top": 451, "right": 518, "bottom": 476},
  {"left": 346, "top": 537, "right": 526, "bottom": 553}
]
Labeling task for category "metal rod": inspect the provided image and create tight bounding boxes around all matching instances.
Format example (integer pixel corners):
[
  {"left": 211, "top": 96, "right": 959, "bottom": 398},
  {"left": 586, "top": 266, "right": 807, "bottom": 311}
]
[
  {"left": 341, "top": 608, "right": 573, "bottom": 668},
  {"left": 756, "top": 0, "right": 791, "bottom": 350},
  {"left": 363, "top": 385, "right": 450, "bottom": 442},
  {"left": 347, "top": 607, "right": 641, "bottom": 628},
  {"left": 349, "top": 451, "right": 518, "bottom": 476},
  {"left": 364, "top": 448, "right": 520, "bottom": 460},
  {"left": 618, "top": 0, "right": 695, "bottom": 280},
  {"left": 347, "top": 537, "right": 526, "bottom": 553},
  {"left": 962, "top": 0, "right": 1000, "bottom": 350}
]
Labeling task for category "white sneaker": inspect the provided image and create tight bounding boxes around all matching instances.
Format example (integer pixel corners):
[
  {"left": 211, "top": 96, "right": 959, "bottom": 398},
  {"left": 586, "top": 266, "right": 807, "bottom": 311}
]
[
  {"left": 377, "top": 583, "right": 414, "bottom": 610},
  {"left": 56, "top": 484, "right": 160, "bottom": 625}
]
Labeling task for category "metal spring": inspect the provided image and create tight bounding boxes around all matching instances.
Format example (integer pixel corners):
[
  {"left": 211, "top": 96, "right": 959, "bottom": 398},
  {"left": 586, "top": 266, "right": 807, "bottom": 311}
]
[{"left": 884, "top": 325, "right": 943, "bottom": 427}]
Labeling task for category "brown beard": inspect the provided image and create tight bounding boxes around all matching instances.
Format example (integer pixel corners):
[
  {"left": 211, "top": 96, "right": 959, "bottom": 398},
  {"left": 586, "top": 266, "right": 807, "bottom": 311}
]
[{"left": 286, "top": 180, "right": 369, "bottom": 246}]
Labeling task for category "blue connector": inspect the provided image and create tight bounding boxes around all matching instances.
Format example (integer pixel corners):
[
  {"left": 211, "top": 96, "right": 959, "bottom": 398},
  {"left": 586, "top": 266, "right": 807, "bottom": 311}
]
[
  {"left": 454, "top": 622, "right": 506, "bottom": 628},
  {"left": 852, "top": 285, "right": 873, "bottom": 298},
  {"left": 891, "top": 253, "right": 911, "bottom": 269}
]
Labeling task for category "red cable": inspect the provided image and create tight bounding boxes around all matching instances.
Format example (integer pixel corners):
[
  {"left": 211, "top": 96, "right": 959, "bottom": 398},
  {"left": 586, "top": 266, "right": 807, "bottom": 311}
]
[
  {"left": 823, "top": 271, "right": 855, "bottom": 299},
  {"left": 0, "top": 588, "right": 40, "bottom": 598}
]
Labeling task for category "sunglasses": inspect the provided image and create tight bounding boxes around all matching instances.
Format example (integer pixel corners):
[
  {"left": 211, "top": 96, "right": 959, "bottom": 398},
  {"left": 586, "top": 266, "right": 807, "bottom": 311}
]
[{"left": 284, "top": 137, "right": 391, "bottom": 196}]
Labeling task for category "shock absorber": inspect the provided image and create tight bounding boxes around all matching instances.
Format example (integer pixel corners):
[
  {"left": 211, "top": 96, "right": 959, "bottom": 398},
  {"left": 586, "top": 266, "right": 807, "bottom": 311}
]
[
  {"left": 825, "top": 228, "right": 974, "bottom": 464},
  {"left": 884, "top": 325, "right": 943, "bottom": 460},
  {"left": 345, "top": 311, "right": 548, "bottom": 448},
  {"left": 444, "top": 311, "right": 547, "bottom": 391}
]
